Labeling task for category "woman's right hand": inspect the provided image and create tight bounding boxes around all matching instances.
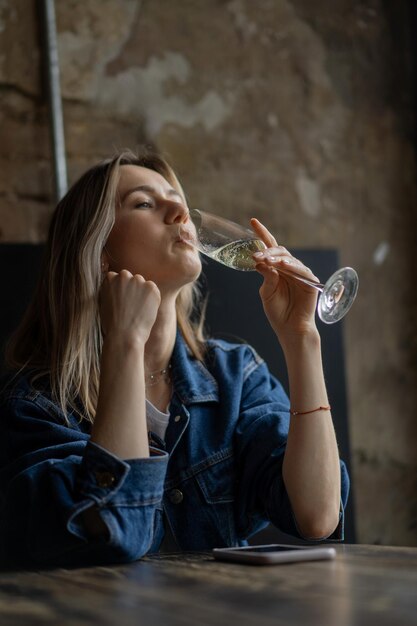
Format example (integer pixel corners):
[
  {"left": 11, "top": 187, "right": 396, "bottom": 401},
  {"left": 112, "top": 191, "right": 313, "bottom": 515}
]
[{"left": 99, "top": 270, "right": 161, "bottom": 345}]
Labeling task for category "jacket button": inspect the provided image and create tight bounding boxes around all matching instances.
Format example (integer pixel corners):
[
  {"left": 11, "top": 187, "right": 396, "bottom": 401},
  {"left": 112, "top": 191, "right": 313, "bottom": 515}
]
[
  {"left": 95, "top": 471, "right": 116, "bottom": 488},
  {"left": 174, "top": 415, "right": 181, "bottom": 423},
  {"left": 169, "top": 489, "right": 184, "bottom": 504}
]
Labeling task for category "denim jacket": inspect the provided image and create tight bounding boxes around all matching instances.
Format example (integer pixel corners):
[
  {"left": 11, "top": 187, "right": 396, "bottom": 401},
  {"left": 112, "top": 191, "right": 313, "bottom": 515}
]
[{"left": 0, "top": 331, "right": 349, "bottom": 567}]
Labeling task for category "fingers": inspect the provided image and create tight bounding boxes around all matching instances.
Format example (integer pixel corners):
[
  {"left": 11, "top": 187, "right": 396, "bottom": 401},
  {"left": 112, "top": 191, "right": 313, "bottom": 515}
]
[
  {"left": 250, "top": 217, "right": 314, "bottom": 277},
  {"left": 250, "top": 218, "right": 278, "bottom": 247},
  {"left": 102, "top": 270, "right": 161, "bottom": 302},
  {"left": 253, "top": 249, "right": 319, "bottom": 282},
  {"left": 253, "top": 245, "right": 291, "bottom": 261},
  {"left": 104, "top": 269, "right": 157, "bottom": 287},
  {"left": 99, "top": 269, "right": 161, "bottom": 341},
  {"left": 249, "top": 216, "right": 321, "bottom": 288}
]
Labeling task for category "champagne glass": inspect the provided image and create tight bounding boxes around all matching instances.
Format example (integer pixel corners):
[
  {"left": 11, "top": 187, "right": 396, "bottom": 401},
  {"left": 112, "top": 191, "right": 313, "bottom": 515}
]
[{"left": 179, "top": 209, "right": 358, "bottom": 324}]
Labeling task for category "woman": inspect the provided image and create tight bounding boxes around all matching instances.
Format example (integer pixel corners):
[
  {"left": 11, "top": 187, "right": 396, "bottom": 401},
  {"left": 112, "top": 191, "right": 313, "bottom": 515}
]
[{"left": 0, "top": 149, "right": 349, "bottom": 567}]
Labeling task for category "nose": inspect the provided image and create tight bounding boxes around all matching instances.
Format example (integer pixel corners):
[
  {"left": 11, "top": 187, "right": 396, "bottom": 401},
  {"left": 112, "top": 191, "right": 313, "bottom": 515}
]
[{"left": 164, "top": 199, "right": 189, "bottom": 224}]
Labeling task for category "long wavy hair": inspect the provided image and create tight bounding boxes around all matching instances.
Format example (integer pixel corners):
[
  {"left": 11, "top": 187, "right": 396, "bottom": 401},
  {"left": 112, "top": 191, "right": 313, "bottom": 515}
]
[{"left": 5, "top": 149, "right": 207, "bottom": 423}]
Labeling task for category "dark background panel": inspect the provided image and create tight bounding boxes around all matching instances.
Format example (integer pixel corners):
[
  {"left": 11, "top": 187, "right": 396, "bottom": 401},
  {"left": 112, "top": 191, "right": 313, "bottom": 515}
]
[
  {"left": 0, "top": 244, "right": 45, "bottom": 369},
  {"left": 0, "top": 244, "right": 356, "bottom": 543}
]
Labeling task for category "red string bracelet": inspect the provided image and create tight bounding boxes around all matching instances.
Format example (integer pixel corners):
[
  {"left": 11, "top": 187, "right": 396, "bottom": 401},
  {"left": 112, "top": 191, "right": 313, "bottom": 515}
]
[{"left": 290, "top": 405, "right": 331, "bottom": 416}]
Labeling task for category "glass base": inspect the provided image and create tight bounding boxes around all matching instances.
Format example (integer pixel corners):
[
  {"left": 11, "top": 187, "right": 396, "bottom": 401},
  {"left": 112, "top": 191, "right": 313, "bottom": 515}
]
[{"left": 318, "top": 267, "right": 359, "bottom": 324}]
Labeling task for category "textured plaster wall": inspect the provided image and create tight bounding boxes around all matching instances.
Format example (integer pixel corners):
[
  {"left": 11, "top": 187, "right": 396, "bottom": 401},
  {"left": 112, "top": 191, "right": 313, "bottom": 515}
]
[{"left": 0, "top": 0, "right": 416, "bottom": 545}]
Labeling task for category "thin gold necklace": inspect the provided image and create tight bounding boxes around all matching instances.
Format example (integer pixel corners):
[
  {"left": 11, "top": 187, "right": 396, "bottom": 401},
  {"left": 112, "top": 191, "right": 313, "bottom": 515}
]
[{"left": 145, "top": 363, "right": 172, "bottom": 388}]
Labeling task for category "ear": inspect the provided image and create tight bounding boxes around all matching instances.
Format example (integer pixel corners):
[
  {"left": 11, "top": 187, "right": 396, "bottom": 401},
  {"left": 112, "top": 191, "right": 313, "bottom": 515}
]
[{"left": 101, "top": 247, "right": 110, "bottom": 273}]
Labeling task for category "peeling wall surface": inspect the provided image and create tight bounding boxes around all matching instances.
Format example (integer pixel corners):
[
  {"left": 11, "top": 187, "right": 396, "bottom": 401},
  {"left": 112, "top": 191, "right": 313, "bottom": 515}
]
[{"left": 1, "top": 0, "right": 417, "bottom": 546}]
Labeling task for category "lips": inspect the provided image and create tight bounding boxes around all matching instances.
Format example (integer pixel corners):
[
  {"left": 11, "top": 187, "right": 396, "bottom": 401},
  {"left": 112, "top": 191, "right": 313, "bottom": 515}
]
[{"left": 175, "top": 226, "right": 197, "bottom": 247}]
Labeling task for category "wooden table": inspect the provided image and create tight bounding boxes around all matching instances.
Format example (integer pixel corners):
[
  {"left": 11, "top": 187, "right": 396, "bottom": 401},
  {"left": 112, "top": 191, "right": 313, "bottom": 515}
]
[{"left": 0, "top": 544, "right": 416, "bottom": 626}]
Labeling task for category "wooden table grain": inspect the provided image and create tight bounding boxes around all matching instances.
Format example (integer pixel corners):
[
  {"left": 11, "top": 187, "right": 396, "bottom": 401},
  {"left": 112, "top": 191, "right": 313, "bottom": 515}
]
[{"left": 0, "top": 544, "right": 416, "bottom": 626}]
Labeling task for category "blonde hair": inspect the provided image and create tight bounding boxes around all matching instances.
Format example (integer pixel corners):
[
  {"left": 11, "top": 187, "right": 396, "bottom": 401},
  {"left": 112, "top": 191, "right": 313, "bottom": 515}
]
[{"left": 6, "top": 149, "right": 207, "bottom": 422}]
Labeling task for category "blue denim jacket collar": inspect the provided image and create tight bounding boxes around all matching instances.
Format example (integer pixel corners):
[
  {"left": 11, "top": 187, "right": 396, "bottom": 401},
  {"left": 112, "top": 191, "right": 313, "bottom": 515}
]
[{"left": 171, "top": 331, "right": 219, "bottom": 405}]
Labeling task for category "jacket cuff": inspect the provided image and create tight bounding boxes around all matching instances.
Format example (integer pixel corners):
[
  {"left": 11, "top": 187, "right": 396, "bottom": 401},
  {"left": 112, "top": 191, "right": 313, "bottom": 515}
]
[{"left": 76, "top": 440, "right": 169, "bottom": 506}]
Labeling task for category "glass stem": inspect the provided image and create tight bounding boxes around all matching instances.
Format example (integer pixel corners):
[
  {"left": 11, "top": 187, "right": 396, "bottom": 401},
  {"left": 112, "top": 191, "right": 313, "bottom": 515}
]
[{"left": 275, "top": 266, "right": 325, "bottom": 292}]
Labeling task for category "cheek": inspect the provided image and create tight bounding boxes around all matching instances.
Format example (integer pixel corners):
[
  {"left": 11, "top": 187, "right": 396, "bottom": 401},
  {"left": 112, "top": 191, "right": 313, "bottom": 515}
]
[{"left": 106, "top": 222, "right": 150, "bottom": 270}]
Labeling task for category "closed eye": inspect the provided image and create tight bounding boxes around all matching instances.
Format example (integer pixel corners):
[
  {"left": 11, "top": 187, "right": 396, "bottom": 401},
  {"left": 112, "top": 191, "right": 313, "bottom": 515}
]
[{"left": 134, "top": 201, "right": 153, "bottom": 209}]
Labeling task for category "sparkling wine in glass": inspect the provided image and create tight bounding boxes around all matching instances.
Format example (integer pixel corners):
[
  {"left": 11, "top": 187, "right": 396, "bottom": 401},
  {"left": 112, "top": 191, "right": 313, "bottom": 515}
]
[{"left": 180, "top": 209, "right": 358, "bottom": 324}]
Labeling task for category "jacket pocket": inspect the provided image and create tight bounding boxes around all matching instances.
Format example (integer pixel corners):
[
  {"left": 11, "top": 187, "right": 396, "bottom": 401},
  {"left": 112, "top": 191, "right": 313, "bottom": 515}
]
[
  {"left": 194, "top": 449, "right": 235, "bottom": 504},
  {"left": 193, "top": 449, "right": 236, "bottom": 546}
]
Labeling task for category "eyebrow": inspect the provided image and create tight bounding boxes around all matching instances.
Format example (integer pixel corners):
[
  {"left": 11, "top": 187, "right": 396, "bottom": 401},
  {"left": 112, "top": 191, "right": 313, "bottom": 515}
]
[{"left": 121, "top": 185, "right": 183, "bottom": 203}]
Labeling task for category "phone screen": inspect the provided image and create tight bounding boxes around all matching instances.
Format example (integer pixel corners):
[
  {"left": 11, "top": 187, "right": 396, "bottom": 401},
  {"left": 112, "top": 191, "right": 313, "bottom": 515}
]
[
  {"left": 228, "top": 545, "right": 304, "bottom": 553},
  {"left": 213, "top": 544, "right": 336, "bottom": 565}
]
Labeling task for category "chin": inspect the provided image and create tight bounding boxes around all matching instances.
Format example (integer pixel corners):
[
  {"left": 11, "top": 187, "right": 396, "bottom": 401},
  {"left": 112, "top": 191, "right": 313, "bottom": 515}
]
[
  {"left": 153, "top": 258, "right": 202, "bottom": 291},
  {"left": 177, "top": 251, "right": 202, "bottom": 279},
  {"left": 180, "top": 264, "right": 202, "bottom": 286}
]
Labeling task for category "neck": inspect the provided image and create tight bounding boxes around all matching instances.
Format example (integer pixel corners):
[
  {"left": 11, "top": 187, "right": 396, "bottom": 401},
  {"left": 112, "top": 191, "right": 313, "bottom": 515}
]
[{"left": 144, "top": 296, "right": 177, "bottom": 375}]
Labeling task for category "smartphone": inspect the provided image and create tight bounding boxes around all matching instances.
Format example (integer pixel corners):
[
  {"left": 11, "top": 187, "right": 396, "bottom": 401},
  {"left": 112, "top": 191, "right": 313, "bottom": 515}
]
[{"left": 212, "top": 543, "right": 337, "bottom": 565}]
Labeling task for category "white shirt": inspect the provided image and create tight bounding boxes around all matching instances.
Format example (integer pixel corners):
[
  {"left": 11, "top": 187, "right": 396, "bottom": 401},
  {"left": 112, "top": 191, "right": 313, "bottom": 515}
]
[{"left": 146, "top": 399, "right": 170, "bottom": 441}]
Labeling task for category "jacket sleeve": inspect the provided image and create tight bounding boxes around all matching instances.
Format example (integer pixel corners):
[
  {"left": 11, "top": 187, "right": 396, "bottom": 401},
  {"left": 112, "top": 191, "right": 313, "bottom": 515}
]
[
  {"left": 234, "top": 346, "right": 350, "bottom": 542},
  {"left": 0, "top": 394, "right": 168, "bottom": 567}
]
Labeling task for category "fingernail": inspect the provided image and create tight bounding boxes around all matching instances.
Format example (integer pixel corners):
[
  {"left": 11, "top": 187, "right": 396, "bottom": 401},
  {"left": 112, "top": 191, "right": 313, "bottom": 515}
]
[
  {"left": 253, "top": 251, "right": 264, "bottom": 258},
  {"left": 282, "top": 258, "right": 293, "bottom": 264}
]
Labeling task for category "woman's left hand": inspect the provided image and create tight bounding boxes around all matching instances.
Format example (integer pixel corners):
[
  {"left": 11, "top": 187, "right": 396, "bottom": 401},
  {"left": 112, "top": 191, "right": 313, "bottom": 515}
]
[{"left": 251, "top": 218, "right": 319, "bottom": 341}]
